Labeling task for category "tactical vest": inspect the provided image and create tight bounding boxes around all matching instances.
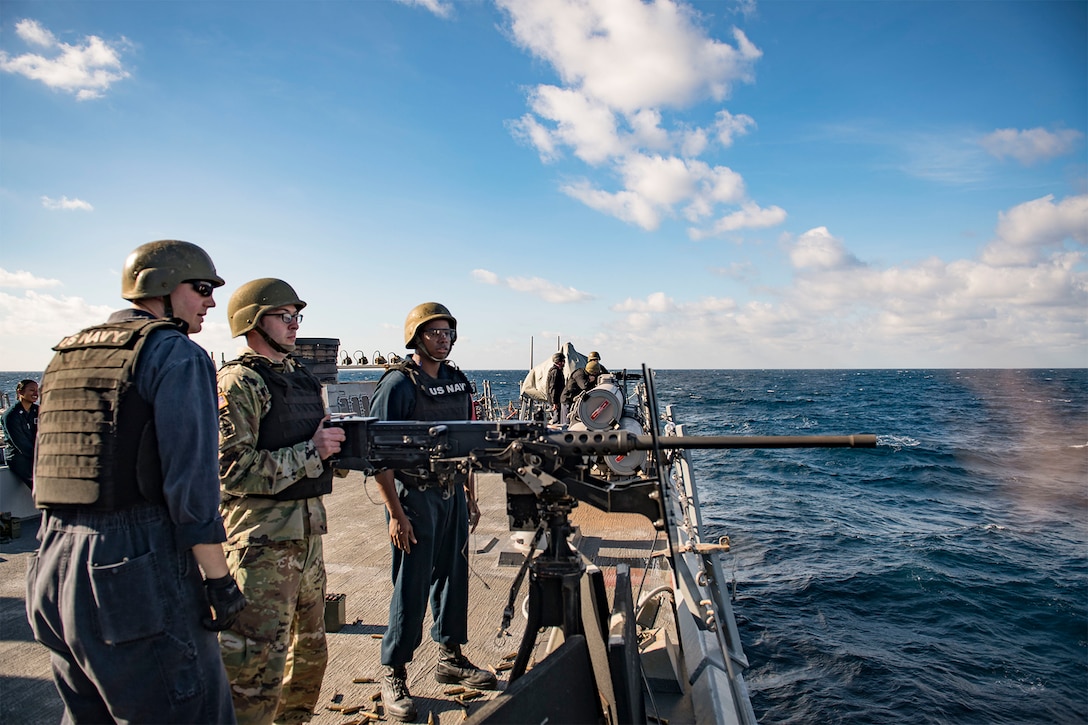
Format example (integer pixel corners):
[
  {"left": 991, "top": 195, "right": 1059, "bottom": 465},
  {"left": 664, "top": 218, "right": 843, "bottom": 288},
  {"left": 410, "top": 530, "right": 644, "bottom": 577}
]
[
  {"left": 380, "top": 360, "right": 473, "bottom": 487},
  {"left": 34, "top": 318, "right": 183, "bottom": 510},
  {"left": 227, "top": 354, "right": 333, "bottom": 501}
]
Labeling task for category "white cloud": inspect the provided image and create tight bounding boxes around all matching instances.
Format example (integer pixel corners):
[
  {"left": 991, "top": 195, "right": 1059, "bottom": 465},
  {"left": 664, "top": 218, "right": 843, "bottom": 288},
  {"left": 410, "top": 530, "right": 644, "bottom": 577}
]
[
  {"left": 589, "top": 194, "right": 1087, "bottom": 368},
  {"left": 561, "top": 180, "right": 662, "bottom": 229},
  {"left": 0, "top": 19, "right": 132, "bottom": 100},
  {"left": 788, "top": 227, "right": 864, "bottom": 271},
  {"left": 690, "top": 200, "right": 786, "bottom": 238},
  {"left": 472, "top": 269, "right": 501, "bottom": 285},
  {"left": 0, "top": 290, "right": 115, "bottom": 367},
  {"left": 561, "top": 154, "right": 750, "bottom": 232},
  {"left": 0, "top": 268, "right": 63, "bottom": 290},
  {"left": 500, "top": 0, "right": 779, "bottom": 238},
  {"left": 41, "top": 195, "right": 94, "bottom": 211},
  {"left": 472, "top": 268, "right": 592, "bottom": 303},
  {"left": 981, "top": 194, "right": 1088, "bottom": 266},
  {"left": 520, "top": 85, "right": 624, "bottom": 165},
  {"left": 498, "top": 0, "right": 760, "bottom": 112},
  {"left": 980, "top": 127, "right": 1083, "bottom": 165},
  {"left": 714, "top": 109, "right": 756, "bottom": 147},
  {"left": 393, "top": 0, "right": 454, "bottom": 18},
  {"left": 15, "top": 18, "right": 56, "bottom": 47}
]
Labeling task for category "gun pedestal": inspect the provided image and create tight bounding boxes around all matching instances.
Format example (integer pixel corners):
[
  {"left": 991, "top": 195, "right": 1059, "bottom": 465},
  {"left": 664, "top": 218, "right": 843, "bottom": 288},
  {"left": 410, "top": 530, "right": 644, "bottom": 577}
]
[{"left": 509, "top": 499, "right": 587, "bottom": 683}]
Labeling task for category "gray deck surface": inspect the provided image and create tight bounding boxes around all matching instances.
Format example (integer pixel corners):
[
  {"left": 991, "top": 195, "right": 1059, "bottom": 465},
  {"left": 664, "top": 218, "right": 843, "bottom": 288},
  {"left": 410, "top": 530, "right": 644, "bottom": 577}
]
[{"left": 0, "top": 470, "right": 663, "bottom": 724}]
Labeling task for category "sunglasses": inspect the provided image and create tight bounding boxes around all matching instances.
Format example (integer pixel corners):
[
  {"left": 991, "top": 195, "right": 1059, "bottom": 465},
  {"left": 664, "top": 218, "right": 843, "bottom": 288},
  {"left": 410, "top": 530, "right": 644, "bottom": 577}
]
[
  {"left": 188, "top": 280, "right": 216, "bottom": 297},
  {"left": 421, "top": 328, "right": 456, "bottom": 342}
]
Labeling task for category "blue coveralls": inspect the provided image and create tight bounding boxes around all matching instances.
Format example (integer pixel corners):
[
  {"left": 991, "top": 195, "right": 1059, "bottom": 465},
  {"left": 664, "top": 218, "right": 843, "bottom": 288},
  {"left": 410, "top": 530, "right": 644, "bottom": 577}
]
[
  {"left": 26, "top": 309, "right": 236, "bottom": 724},
  {"left": 370, "top": 364, "right": 471, "bottom": 668}
]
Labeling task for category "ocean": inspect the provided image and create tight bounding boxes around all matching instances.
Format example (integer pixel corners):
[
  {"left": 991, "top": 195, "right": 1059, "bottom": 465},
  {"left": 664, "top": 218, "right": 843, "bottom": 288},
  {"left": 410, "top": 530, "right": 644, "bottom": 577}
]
[{"left": 3, "top": 367, "right": 1086, "bottom": 723}]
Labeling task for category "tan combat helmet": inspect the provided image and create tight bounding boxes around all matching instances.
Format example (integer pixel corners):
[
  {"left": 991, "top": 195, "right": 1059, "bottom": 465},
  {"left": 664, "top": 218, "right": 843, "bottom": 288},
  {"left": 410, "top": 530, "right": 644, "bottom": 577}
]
[
  {"left": 121, "top": 240, "right": 224, "bottom": 300},
  {"left": 404, "top": 302, "right": 456, "bottom": 349},
  {"left": 227, "top": 278, "right": 307, "bottom": 338}
]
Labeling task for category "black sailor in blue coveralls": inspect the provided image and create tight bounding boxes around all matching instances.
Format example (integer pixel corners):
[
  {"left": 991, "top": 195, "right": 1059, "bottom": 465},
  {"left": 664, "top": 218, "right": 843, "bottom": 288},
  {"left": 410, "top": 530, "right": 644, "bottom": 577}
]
[
  {"left": 370, "top": 359, "right": 473, "bottom": 666},
  {"left": 370, "top": 302, "right": 496, "bottom": 723}
]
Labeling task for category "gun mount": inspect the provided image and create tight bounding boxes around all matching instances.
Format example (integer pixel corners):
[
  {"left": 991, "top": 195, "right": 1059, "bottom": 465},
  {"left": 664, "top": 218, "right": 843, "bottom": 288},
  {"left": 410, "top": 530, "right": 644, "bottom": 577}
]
[{"left": 329, "top": 367, "right": 878, "bottom": 725}]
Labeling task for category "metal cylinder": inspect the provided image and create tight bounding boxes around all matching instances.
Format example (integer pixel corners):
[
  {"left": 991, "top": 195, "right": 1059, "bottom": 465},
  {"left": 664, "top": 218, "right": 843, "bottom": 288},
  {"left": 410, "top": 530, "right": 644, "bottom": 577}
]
[
  {"left": 605, "top": 416, "right": 648, "bottom": 475},
  {"left": 576, "top": 383, "right": 624, "bottom": 430}
]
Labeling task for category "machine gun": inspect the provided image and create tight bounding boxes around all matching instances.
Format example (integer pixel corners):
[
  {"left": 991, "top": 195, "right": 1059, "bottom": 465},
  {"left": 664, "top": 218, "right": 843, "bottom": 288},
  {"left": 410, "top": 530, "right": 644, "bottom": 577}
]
[
  {"left": 330, "top": 415, "right": 875, "bottom": 529},
  {"left": 329, "top": 367, "right": 877, "bottom": 723}
]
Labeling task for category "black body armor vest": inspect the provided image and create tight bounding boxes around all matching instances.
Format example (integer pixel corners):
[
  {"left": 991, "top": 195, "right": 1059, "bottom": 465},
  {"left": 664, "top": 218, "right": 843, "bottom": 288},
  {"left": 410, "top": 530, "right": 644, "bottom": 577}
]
[
  {"left": 380, "top": 360, "right": 473, "bottom": 488},
  {"left": 229, "top": 354, "right": 333, "bottom": 501},
  {"left": 34, "top": 318, "right": 182, "bottom": 510}
]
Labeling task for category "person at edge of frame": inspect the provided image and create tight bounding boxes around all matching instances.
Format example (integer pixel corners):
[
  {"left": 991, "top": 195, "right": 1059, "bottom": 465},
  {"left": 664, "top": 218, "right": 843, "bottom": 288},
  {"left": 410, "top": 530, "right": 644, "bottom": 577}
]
[
  {"left": 25, "top": 239, "right": 245, "bottom": 724},
  {"left": 2, "top": 378, "right": 40, "bottom": 487},
  {"left": 215, "top": 278, "right": 346, "bottom": 724},
  {"left": 369, "top": 302, "right": 498, "bottom": 722}
]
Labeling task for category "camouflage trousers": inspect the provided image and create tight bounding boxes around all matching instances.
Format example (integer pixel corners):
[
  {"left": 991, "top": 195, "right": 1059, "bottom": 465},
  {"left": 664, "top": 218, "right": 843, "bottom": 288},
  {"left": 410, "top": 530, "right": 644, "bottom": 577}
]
[{"left": 220, "top": 536, "right": 328, "bottom": 724}]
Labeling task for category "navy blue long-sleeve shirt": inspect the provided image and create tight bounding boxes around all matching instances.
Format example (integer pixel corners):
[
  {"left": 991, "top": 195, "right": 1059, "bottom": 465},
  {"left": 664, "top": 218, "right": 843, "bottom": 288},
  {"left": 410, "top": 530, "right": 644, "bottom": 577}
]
[{"left": 109, "top": 309, "right": 227, "bottom": 551}]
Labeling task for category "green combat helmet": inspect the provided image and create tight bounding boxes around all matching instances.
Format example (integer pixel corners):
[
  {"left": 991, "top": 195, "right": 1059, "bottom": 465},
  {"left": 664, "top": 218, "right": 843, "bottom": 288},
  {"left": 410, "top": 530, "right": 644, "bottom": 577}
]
[
  {"left": 121, "top": 240, "right": 224, "bottom": 300},
  {"left": 228, "top": 278, "right": 307, "bottom": 338},
  {"left": 404, "top": 302, "right": 456, "bottom": 349}
]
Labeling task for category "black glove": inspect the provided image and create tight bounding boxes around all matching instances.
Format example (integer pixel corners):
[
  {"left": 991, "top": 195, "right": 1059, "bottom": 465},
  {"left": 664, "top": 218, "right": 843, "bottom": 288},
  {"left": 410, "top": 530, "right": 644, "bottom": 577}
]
[{"left": 201, "top": 574, "right": 247, "bottom": 632}]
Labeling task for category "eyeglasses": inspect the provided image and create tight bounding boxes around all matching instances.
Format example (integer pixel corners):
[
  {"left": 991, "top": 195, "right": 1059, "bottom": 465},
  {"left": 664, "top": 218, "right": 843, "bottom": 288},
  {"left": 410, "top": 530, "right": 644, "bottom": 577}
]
[
  {"left": 421, "top": 328, "right": 456, "bottom": 341},
  {"left": 272, "top": 312, "right": 304, "bottom": 325},
  {"left": 188, "top": 280, "right": 216, "bottom": 297}
]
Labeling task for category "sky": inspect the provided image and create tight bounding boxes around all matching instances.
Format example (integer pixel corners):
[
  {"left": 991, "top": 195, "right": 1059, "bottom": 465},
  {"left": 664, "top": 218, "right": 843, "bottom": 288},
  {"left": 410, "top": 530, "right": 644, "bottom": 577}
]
[{"left": 1, "top": 0, "right": 1085, "bottom": 372}]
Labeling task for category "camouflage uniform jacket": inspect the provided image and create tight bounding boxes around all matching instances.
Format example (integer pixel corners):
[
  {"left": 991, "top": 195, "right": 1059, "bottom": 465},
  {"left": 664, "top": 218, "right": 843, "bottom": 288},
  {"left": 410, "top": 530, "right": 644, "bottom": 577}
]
[{"left": 217, "top": 349, "right": 327, "bottom": 551}]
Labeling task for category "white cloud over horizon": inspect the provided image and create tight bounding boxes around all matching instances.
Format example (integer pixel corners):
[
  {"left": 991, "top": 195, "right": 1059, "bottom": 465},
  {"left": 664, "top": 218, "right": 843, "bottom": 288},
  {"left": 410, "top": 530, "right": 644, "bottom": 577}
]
[
  {"left": 599, "top": 193, "right": 1087, "bottom": 367},
  {"left": 0, "top": 289, "right": 114, "bottom": 349},
  {"left": 0, "top": 269, "right": 64, "bottom": 290}
]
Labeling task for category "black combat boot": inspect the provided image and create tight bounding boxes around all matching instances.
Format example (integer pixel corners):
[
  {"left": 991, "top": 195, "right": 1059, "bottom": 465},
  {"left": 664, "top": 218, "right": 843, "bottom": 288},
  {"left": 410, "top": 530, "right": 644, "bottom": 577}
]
[
  {"left": 381, "top": 665, "right": 417, "bottom": 722},
  {"left": 435, "top": 644, "right": 498, "bottom": 689}
]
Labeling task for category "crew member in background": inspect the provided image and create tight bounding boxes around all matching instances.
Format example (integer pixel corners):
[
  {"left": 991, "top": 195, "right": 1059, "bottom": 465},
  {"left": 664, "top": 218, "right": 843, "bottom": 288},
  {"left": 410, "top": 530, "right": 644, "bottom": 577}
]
[
  {"left": 370, "top": 302, "right": 497, "bottom": 722},
  {"left": 216, "top": 278, "right": 345, "bottom": 724},
  {"left": 587, "top": 351, "right": 609, "bottom": 374},
  {"left": 2, "top": 378, "right": 39, "bottom": 487},
  {"left": 561, "top": 360, "right": 602, "bottom": 425},
  {"left": 545, "top": 352, "right": 565, "bottom": 423},
  {"left": 26, "top": 240, "right": 243, "bottom": 723}
]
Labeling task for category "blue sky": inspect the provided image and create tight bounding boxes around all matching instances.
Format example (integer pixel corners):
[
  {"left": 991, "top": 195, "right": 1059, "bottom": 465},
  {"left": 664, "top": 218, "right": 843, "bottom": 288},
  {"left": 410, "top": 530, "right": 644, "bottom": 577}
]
[{"left": 1, "top": 0, "right": 1085, "bottom": 371}]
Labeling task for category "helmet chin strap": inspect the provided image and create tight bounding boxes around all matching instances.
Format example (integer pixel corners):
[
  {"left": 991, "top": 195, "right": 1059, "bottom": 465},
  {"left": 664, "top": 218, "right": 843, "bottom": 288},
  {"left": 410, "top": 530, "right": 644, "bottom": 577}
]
[
  {"left": 162, "top": 295, "right": 190, "bottom": 334},
  {"left": 257, "top": 326, "right": 294, "bottom": 354}
]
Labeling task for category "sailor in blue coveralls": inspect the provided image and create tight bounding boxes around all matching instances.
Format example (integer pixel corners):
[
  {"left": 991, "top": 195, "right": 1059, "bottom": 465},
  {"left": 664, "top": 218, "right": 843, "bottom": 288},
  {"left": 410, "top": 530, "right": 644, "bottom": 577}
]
[
  {"left": 370, "top": 302, "right": 497, "bottom": 722},
  {"left": 25, "top": 240, "right": 246, "bottom": 724}
]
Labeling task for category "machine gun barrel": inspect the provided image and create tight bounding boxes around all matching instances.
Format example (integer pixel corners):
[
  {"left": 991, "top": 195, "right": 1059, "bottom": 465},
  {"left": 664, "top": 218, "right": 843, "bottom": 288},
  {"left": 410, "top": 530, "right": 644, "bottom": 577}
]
[
  {"left": 549, "top": 429, "right": 877, "bottom": 456},
  {"left": 637, "top": 433, "right": 877, "bottom": 449}
]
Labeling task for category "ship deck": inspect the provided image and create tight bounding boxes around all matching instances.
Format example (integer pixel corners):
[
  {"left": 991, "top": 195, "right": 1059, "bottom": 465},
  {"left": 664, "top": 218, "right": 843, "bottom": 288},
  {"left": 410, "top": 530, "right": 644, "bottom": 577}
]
[{"left": 1, "top": 470, "right": 671, "bottom": 724}]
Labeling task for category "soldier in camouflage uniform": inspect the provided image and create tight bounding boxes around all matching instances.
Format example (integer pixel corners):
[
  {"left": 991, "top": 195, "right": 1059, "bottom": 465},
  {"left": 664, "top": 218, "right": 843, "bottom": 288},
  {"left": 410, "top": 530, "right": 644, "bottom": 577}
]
[{"left": 216, "top": 278, "right": 346, "bottom": 724}]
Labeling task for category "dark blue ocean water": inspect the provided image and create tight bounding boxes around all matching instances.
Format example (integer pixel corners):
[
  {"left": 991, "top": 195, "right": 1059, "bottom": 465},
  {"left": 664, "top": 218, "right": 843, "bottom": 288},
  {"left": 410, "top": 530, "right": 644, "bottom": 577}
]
[{"left": 4, "top": 368, "right": 1086, "bottom": 723}]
